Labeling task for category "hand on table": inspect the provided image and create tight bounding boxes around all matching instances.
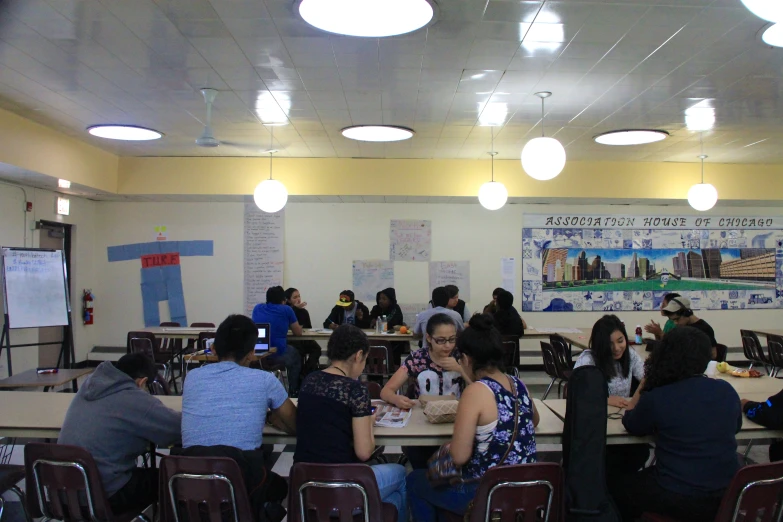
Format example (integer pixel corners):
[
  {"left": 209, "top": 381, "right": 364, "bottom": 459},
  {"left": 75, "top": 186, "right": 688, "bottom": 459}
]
[
  {"left": 329, "top": 323, "right": 339, "bottom": 330},
  {"left": 608, "top": 396, "right": 630, "bottom": 409},
  {"left": 392, "top": 395, "right": 416, "bottom": 410}
]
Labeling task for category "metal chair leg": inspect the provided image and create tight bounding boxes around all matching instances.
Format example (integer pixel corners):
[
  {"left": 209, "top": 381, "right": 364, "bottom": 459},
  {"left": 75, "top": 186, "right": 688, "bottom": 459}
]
[
  {"left": 8, "top": 485, "right": 32, "bottom": 522},
  {"left": 542, "top": 377, "right": 556, "bottom": 400},
  {"left": 744, "top": 440, "right": 755, "bottom": 459}
]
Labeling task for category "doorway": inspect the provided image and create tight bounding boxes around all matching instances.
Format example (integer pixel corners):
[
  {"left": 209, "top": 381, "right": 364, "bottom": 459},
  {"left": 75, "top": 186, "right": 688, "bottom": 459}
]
[{"left": 37, "top": 221, "right": 72, "bottom": 367}]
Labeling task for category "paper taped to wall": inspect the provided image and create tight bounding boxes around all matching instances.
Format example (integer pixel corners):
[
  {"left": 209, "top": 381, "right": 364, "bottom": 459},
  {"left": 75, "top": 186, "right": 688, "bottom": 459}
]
[
  {"left": 400, "top": 303, "right": 428, "bottom": 327},
  {"left": 353, "top": 260, "right": 394, "bottom": 304},
  {"left": 244, "top": 203, "right": 285, "bottom": 315},
  {"left": 429, "top": 261, "right": 470, "bottom": 301},
  {"left": 390, "top": 220, "right": 431, "bottom": 261}
]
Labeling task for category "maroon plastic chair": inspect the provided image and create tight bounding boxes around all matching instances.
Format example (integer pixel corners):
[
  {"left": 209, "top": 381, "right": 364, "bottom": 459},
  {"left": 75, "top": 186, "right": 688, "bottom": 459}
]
[
  {"left": 127, "top": 331, "right": 174, "bottom": 393},
  {"left": 189, "top": 322, "right": 216, "bottom": 328},
  {"left": 741, "top": 329, "right": 769, "bottom": 373},
  {"left": 158, "top": 322, "right": 183, "bottom": 394},
  {"left": 365, "top": 344, "right": 392, "bottom": 379},
  {"left": 158, "top": 455, "right": 254, "bottom": 522},
  {"left": 715, "top": 343, "right": 729, "bottom": 364},
  {"left": 501, "top": 335, "right": 521, "bottom": 377},
  {"left": 24, "top": 442, "right": 150, "bottom": 521},
  {"left": 438, "top": 463, "right": 565, "bottom": 522},
  {"left": 540, "top": 341, "right": 560, "bottom": 400},
  {"left": 549, "top": 335, "right": 574, "bottom": 370},
  {"left": 641, "top": 460, "right": 783, "bottom": 522},
  {"left": 766, "top": 335, "right": 783, "bottom": 378},
  {"left": 288, "top": 462, "right": 397, "bottom": 522},
  {"left": 363, "top": 380, "right": 382, "bottom": 400}
]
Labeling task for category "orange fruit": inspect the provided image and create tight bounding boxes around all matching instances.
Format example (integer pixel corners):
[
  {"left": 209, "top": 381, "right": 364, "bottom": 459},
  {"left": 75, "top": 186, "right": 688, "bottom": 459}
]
[{"left": 399, "top": 326, "right": 408, "bottom": 334}]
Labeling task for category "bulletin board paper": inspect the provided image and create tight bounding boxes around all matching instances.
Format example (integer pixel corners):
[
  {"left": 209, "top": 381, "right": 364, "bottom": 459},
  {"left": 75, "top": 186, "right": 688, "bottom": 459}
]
[
  {"left": 244, "top": 203, "right": 285, "bottom": 315},
  {"left": 353, "top": 260, "right": 394, "bottom": 304},
  {"left": 2, "top": 249, "right": 69, "bottom": 329},
  {"left": 501, "top": 257, "right": 517, "bottom": 298},
  {"left": 429, "top": 261, "right": 471, "bottom": 301},
  {"left": 390, "top": 220, "right": 431, "bottom": 261},
  {"left": 400, "top": 303, "right": 428, "bottom": 327}
]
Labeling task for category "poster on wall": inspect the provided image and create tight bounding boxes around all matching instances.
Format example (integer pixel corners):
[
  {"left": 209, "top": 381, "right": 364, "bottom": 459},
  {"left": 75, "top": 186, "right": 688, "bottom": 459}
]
[
  {"left": 352, "top": 260, "right": 394, "bottom": 304},
  {"left": 400, "top": 302, "right": 428, "bottom": 327},
  {"left": 244, "top": 203, "right": 285, "bottom": 315},
  {"left": 522, "top": 214, "right": 783, "bottom": 312},
  {"left": 429, "top": 261, "right": 470, "bottom": 301},
  {"left": 501, "top": 257, "right": 517, "bottom": 298},
  {"left": 390, "top": 220, "right": 431, "bottom": 261}
]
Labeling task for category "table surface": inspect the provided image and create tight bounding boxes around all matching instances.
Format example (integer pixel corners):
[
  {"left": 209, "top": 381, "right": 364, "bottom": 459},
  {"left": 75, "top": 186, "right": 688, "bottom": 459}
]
[
  {"left": 141, "top": 326, "right": 415, "bottom": 342},
  {"left": 0, "top": 368, "right": 94, "bottom": 389},
  {"left": 0, "top": 392, "right": 563, "bottom": 446}
]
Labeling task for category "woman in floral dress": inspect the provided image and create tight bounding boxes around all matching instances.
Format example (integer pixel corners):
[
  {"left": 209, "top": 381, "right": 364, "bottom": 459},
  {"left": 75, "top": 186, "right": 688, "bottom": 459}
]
[{"left": 407, "top": 314, "right": 539, "bottom": 521}]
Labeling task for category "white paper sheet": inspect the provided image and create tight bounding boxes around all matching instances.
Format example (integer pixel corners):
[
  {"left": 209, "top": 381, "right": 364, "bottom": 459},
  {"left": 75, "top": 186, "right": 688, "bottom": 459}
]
[
  {"left": 390, "top": 220, "right": 431, "bottom": 261},
  {"left": 243, "top": 203, "right": 285, "bottom": 315},
  {"left": 429, "top": 261, "right": 470, "bottom": 301},
  {"left": 353, "top": 260, "right": 394, "bottom": 304}
]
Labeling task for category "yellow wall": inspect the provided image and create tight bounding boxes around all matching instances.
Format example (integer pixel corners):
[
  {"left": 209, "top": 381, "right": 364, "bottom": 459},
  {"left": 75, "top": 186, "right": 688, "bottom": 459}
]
[
  {"left": 118, "top": 156, "right": 783, "bottom": 201},
  {"left": 0, "top": 108, "right": 118, "bottom": 192}
]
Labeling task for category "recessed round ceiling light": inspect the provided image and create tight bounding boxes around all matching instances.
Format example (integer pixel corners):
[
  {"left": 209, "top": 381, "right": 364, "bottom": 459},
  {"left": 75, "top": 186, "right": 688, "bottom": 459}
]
[
  {"left": 297, "top": 0, "right": 435, "bottom": 37},
  {"left": 762, "top": 23, "right": 783, "bottom": 47},
  {"left": 87, "top": 125, "right": 162, "bottom": 141},
  {"left": 341, "top": 125, "right": 414, "bottom": 142},
  {"left": 742, "top": 0, "right": 783, "bottom": 23},
  {"left": 594, "top": 129, "right": 669, "bottom": 146}
]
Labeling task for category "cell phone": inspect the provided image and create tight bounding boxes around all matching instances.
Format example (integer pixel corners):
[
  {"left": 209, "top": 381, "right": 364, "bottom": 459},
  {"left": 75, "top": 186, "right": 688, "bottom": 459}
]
[{"left": 371, "top": 406, "right": 377, "bottom": 414}]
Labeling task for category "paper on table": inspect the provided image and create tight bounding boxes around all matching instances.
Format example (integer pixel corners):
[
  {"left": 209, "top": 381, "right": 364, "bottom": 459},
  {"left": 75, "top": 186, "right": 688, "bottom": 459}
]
[
  {"left": 535, "top": 327, "right": 584, "bottom": 334},
  {"left": 373, "top": 402, "right": 412, "bottom": 428}
]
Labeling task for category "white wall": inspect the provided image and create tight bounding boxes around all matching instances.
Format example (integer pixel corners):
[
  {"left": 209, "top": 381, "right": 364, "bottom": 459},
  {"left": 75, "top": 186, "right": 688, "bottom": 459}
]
[
  {"left": 0, "top": 184, "right": 98, "bottom": 376},
  {"left": 91, "top": 200, "right": 783, "bottom": 350}
]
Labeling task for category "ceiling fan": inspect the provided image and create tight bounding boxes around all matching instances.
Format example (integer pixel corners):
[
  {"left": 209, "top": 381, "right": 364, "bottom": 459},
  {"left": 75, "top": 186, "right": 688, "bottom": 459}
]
[{"left": 195, "top": 88, "right": 270, "bottom": 151}]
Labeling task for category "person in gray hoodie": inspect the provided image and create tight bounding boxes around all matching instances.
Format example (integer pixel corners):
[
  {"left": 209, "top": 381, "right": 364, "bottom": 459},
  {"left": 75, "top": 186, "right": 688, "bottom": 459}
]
[{"left": 58, "top": 353, "right": 181, "bottom": 514}]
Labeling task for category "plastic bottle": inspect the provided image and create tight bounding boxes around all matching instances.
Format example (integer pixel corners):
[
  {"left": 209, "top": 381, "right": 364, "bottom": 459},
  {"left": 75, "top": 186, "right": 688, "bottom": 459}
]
[
  {"left": 635, "top": 325, "right": 643, "bottom": 345},
  {"left": 376, "top": 318, "right": 383, "bottom": 334},
  {"left": 381, "top": 315, "right": 388, "bottom": 333}
]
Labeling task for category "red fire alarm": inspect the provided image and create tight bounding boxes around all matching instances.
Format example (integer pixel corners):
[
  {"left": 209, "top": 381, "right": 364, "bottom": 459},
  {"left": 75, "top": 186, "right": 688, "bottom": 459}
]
[{"left": 26, "top": 201, "right": 32, "bottom": 212}]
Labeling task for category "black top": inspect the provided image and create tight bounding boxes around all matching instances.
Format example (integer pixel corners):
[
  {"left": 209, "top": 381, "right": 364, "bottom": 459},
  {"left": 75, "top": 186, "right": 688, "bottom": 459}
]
[
  {"left": 744, "top": 387, "right": 783, "bottom": 427},
  {"left": 294, "top": 371, "right": 372, "bottom": 464},
  {"left": 688, "top": 319, "right": 717, "bottom": 347},
  {"left": 369, "top": 303, "right": 404, "bottom": 327},
  {"left": 323, "top": 301, "right": 371, "bottom": 329},
  {"left": 290, "top": 306, "right": 312, "bottom": 328},
  {"left": 493, "top": 306, "right": 525, "bottom": 337},
  {"left": 623, "top": 376, "right": 741, "bottom": 496}
]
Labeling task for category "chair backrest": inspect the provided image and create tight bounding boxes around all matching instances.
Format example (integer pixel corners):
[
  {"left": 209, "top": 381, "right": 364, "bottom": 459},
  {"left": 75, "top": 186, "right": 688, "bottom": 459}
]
[
  {"left": 190, "top": 322, "right": 216, "bottom": 328},
  {"left": 714, "top": 461, "right": 783, "bottom": 522},
  {"left": 363, "top": 381, "right": 382, "bottom": 400},
  {"left": 159, "top": 322, "right": 182, "bottom": 353},
  {"left": 766, "top": 335, "right": 783, "bottom": 369},
  {"left": 288, "top": 462, "right": 389, "bottom": 522},
  {"left": 500, "top": 336, "right": 520, "bottom": 373},
  {"left": 740, "top": 329, "right": 767, "bottom": 363},
  {"left": 540, "top": 342, "right": 558, "bottom": 379},
  {"left": 365, "top": 345, "right": 391, "bottom": 376},
  {"left": 197, "top": 331, "right": 216, "bottom": 352},
  {"left": 149, "top": 373, "right": 171, "bottom": 395},
  {"left": 549, "top": 335, "right": 572, "bottom": 378},
  {"left": 715, "top": 343, "right": 729, "bottom": 363},
  {"left": 159, "top": 455, "right": 254, "bottom": 522},
  {"left": 127, "top": 330, "right": 159, "bottom": 359},
  {"left": 24, "top": 442, "right": 115, "bottom": 521},
  {"left": 467, "top": 462, "right": 564, "bottom": 522}
]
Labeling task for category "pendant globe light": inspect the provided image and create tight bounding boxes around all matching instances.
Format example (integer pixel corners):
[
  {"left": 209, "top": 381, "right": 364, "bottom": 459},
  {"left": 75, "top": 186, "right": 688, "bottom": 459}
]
[
  {"left": 478, "top": 128, "right": 508, "bottom": 210},
  {"left": 521, "top": 92, "right": 566, "bottom": 181},
  {"left": 254, "top": 126, "right": 288, "bottom": 213},
  {"left": 687, "top": 135, "right": 718, "bottom": 212}
]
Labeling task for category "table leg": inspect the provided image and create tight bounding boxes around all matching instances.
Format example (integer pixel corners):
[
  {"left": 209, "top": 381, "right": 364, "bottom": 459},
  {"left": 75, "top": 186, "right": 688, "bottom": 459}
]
[{"left": 72, "top": 378, "right": 79, "bottom": 392}]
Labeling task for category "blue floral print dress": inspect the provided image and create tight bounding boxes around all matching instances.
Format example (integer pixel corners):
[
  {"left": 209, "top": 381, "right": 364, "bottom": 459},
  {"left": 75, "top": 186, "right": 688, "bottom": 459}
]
[{"left": 463, "top": 375, "right": 537, "bottom": 480}]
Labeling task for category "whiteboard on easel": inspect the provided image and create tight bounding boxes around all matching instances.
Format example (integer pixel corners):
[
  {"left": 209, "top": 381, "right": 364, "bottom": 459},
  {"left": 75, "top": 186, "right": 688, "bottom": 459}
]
[{"left": 1, "top": 248, "right": 69, "bottom": 328}]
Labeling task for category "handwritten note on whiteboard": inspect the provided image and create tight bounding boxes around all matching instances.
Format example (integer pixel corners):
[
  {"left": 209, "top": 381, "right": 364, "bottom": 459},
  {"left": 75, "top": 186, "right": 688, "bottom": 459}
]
[
  {"left": 390, "top": 220, "right": 431, "bottom": 261},
  {"left": 244, "top": 203, "right": 285, "bottom": 315},
  {"left": 429, "top": 261, "right": 470, "bottom": 301},
  {"left": 352, "top": 260, "right": 394, "bottom": 304},
  {"left": 400, "top": 303, "right": 428, "bottom": 327}
]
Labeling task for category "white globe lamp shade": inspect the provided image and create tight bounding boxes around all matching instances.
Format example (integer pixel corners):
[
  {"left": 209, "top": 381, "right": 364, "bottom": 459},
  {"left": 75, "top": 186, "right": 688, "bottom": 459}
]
[
  {"left": 687, "top": 183, "right": 718, "bottom": 211},
  {"left": 741, "top": 0, "right": 783, "bottom": 22},
  {"left": 478, "top": 181, "right": 508, "bottom": 210},
  {"left": 521, "top": 137, "right": 566, "bottom": 181},
  {"left": 254, "top": 179, "right": 288, "bottom": 213}
]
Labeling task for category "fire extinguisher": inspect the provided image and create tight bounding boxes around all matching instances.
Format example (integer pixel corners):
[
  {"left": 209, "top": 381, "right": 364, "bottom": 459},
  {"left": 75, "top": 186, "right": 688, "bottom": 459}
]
[{"left": 83, "top": 290, "right": 94, "bottom": 325}]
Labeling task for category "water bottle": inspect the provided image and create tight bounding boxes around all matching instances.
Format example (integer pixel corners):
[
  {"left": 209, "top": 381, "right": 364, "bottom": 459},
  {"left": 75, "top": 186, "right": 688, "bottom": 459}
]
[
  {"left": 376, "top": 318, "right": 382, "bottom": 334},
  {"left": 381, "top": 315, "right": 388, "bottom": 333},
  {"left": 635, "top": 325, "right": 643, "bottom": 345}
]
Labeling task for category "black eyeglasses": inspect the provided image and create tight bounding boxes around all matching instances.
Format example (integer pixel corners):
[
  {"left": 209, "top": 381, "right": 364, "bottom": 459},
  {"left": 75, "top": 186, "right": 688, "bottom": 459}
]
[{"left": 431, "top": 336, "right": 457, "bottom": 345}]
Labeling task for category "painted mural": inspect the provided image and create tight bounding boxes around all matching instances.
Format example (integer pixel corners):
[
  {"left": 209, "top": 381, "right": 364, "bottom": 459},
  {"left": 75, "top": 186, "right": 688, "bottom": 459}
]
[{"left": 522, "top": 214, "right": 783, "bottom": 312}]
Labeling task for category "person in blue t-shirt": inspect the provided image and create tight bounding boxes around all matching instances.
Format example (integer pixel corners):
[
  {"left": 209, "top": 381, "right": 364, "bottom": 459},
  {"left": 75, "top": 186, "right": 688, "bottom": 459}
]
[{"left": 252, "top": 285, "right": 304, "bottom": 394}]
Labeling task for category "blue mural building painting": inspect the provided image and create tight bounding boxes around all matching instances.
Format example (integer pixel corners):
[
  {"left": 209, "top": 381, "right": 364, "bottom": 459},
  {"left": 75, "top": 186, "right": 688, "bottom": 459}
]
[
  {"left": 522, "top": 214, "right": 783, "bottom": 313},
  {"left": 107, "top": 240, "right": 214, "bottom": 326}
]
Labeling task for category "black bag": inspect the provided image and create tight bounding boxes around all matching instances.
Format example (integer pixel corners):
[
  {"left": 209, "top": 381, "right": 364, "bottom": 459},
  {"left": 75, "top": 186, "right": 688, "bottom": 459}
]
[{"left": 562, "top": 366, "right": 621, "bottom": 522}]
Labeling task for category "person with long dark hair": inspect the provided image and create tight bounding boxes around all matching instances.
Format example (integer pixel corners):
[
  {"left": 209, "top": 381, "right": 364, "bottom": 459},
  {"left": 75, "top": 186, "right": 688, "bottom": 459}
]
[
  {"left": 492, "top": 289, "right": 526, "bottom": 337},
  {"left": 285, "top": 287, "right": 321, "bottom": 376},
  {"left": 482, "top": 287, "right": 505, "bottom": 315},
  {"left": 611, "top": 327, "right": 742, "bottom": 521},
  {"left": 575, "top": 314, "right": 644, "bottom": 408},
  {"left": 406, "top": 314, "right": 538, "bottom": 521},
  {"left": 370, "top": 288, "right": 407, "bottom": 367}
]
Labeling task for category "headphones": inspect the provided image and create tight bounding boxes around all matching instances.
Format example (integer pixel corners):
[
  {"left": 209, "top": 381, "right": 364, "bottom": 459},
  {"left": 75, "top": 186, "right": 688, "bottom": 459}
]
[{"left": 670, "top": 298, "right": 693, "bottom": 317}]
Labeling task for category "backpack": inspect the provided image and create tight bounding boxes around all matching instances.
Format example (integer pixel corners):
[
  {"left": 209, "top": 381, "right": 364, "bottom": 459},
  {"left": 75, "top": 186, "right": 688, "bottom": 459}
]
[{"left": 562, "top": 366, "right": 621, "bottom": 522}]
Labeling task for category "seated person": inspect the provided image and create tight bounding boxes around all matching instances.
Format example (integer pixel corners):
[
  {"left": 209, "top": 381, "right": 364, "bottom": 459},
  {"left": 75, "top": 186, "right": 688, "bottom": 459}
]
[
  {"left": 252, "top": 285, "right": 304, "bottom": 394},
  {"left": 295, "top": 325, "right": 407, "bottom": 522},
  {"left": 444, "top": 284, "right": 471, "bottom": 322},
  {"left": 324, "top": 290, "right": 371, "bottom": 329},
  {"left": 644, "top": 293, "right": 680, "bottom": 340},
  {"left": 662, "top": 296, "right": 718, "bottom": 359},
  {"left": 482, "top": 287, "right": 505, "bottom": 315},
  {"left": 611, "top": 327, "right": 741, "bottom": 522},
  {"left": 59, "top": 354, "right": 181, "bottom": 514},
  {"left": 407, "top": 315, "right": 539, "bottom": 521},
  {"left": 285, "top": 287, "right": 321, "bottom": 377},
  {"left": 492, "top": 289, "right": 526, "bottom": 337},
  {"left": 182, "top": 313, "right": 297, "bottom": 450},
  {"left": 370, "top": 287, "right": 407, "bottom": 367},
  {"left": 741, "top": 389, "right": 783, "bottom": 461},
  {"left": 414, "top": 287, "right": 464, "bottom": 350},
  {"left": 381, "top": 312, "right": 471, "bottom": 468}
]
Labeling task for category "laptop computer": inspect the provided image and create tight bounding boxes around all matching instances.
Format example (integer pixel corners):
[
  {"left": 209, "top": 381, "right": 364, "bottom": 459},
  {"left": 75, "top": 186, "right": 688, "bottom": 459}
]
[{"left": 254, "top": 323, "right": 271, "bottom": 354}]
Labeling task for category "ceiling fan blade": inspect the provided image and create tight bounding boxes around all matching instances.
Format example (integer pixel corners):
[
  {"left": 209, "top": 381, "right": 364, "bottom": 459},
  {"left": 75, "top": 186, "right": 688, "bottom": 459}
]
[{"left": 219, "top": 140, "right": 263, "bottom": 150}]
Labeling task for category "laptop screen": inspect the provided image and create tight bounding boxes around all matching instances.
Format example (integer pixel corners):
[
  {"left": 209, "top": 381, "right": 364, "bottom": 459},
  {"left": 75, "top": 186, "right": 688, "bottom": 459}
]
[{"left": 254, "top": 324, "right": 270, "bottom": 353}]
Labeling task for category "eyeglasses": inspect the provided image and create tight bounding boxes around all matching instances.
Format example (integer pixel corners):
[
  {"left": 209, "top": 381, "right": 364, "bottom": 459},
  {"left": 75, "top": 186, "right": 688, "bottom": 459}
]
[{"left": 431, "top": 336, "right": 457, "bottom": 345}]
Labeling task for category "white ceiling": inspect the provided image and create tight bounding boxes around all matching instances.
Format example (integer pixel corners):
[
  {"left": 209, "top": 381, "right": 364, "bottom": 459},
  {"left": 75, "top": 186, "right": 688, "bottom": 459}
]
[{"left": 0, "top": 0, "right": 781, "bottom": 163}]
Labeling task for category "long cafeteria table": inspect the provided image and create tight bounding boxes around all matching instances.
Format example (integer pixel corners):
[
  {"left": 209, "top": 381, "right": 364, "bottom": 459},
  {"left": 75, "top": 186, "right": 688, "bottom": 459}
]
[{"left": 0, "top": 392, "right": 564, "bottom": 446}]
